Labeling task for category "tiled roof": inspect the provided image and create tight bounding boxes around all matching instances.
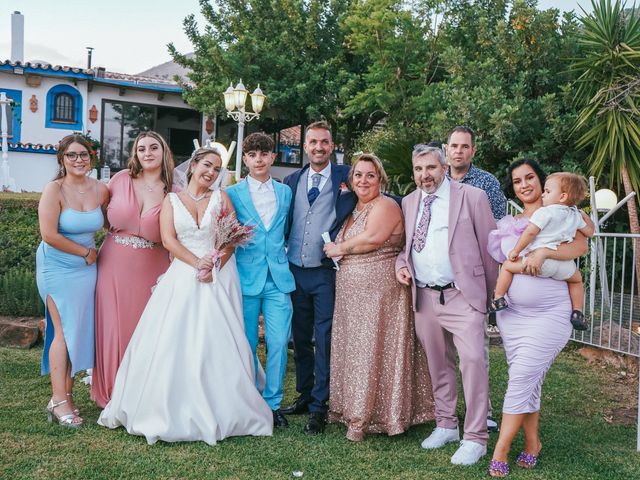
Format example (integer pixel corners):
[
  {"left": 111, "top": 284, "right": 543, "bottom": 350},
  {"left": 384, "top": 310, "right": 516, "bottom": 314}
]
[
  {"left": 279, "top": 125, "right": 301, "bottom": 145},
  {"left": 0, "top": 59, "right": 93, "bottom": 74},
  {"left": 103, "top": 71, "right": 180, "bottom": 86},
  {"left": 8, "top": 142, "right": 58, "bottom": 153},
  {"left": 1, "top": 60, "right": 185, "bottom": 88}
]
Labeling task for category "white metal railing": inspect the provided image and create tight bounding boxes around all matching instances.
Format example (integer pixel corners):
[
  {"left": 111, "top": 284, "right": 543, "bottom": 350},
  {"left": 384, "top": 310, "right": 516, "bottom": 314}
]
[
  {"left": 576, "top": 233, "right": 640, "bottom": 357},
  {"left": 506, "top": 199, "right": 523, "bottom": 216}
]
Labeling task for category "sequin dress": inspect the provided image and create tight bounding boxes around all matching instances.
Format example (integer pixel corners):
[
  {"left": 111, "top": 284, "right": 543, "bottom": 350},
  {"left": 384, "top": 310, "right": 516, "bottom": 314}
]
[{"left": 328, "top": 200, "right": 435, "bottom": 441}]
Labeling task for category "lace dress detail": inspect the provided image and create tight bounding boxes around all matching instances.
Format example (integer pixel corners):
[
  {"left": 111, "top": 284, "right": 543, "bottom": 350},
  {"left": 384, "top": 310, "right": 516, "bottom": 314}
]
[{"left": 169, "top": 191, "right": 219, "bottom": 257}]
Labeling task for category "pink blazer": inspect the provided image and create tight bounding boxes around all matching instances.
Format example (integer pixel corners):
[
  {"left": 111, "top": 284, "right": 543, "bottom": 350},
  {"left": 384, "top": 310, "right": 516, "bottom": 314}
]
[{"left": 395, "top": 181, "right": 499, "bottom": 314}]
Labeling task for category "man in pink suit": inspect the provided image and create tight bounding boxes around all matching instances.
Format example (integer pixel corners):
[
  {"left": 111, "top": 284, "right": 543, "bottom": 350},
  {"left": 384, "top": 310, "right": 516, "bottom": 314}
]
[{"left": 395, "top": 144, "right": 498, "bottom": 465}]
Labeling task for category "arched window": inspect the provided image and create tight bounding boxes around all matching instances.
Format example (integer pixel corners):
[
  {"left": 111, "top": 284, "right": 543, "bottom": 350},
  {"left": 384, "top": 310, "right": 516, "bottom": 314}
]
[
  {"left": 53, "top": 93, "right": 75, "bottom": 122},
  {"left": 46, "top": 85, "right": 82, "bottom": 130}
]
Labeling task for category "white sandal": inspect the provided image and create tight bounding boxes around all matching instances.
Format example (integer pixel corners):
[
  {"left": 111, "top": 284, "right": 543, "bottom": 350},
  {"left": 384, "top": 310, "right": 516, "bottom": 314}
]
[{"left": 46, "top": 399, "right": 83, "bottom": 427}]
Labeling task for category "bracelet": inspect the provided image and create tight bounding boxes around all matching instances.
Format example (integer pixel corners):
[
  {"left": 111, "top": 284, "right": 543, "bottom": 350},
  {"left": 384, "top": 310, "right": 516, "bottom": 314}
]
[{"left": 82, "top": 248, "right": 92, "bottom": 259}]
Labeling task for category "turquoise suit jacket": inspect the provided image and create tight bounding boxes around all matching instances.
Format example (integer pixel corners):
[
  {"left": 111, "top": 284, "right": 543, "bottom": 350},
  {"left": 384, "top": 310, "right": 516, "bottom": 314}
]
[{"left": 226, "top": 179, "right": 296, "bottom": 296}]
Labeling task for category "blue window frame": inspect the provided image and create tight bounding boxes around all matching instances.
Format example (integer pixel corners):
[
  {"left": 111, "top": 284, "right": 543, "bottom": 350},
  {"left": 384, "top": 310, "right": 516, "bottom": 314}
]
[
  {"left": 46, "top": 84, "right": 82, "bottom": 130},
  {"left": 0, "top": 88, "right": 22, "bottom": 143}
]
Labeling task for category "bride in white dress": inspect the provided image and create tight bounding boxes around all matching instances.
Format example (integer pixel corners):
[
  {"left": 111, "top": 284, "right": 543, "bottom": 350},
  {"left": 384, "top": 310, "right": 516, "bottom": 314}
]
[{"left": 98, "top": 147, "right": 273, "bottom": 445}]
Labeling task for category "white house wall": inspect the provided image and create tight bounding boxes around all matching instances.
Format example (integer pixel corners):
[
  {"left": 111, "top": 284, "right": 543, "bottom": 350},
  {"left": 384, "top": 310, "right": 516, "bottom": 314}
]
[
  {"left": 1, "top": 70, "right": 207, "bottom": 191},
  {"left": 0, "top": 73, "right": 89, "bottom": 145},
  {"left": 8, "top": 151, "right": 58, "bottom": 192}
]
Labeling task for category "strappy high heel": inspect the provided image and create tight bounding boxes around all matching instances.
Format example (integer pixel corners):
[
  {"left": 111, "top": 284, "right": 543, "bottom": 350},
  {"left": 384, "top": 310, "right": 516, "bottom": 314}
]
[
  {"left": 46, "top": 399, "right": 83, "bottom": 428},
  {"left": 66, "top": 393, "right": 80, "bottom": 416}
]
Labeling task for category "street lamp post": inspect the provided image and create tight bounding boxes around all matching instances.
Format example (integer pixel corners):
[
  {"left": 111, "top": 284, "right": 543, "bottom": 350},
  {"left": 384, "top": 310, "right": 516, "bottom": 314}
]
[{"left": 223, "top": 80, "right": 266, "bottom": 181}]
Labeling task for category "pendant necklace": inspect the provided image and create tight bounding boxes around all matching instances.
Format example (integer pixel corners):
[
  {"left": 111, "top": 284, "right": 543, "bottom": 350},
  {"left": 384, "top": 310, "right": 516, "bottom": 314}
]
[
  {"left": 186, "top": 190, "right": 208, "bottom": 202},
  {"left": 63, "top": 180, "right": 87, "bottom": 195}
]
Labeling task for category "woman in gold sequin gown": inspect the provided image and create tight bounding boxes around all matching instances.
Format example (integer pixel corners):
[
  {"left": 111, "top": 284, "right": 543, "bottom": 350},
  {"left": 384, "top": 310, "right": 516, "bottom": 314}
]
[{"left": 323, "top": 154, "right": 434, "bottom": 442}]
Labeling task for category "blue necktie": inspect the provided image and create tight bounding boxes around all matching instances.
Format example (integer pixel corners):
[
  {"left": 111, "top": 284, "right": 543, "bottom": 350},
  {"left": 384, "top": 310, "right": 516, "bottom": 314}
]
[{"left": 307, "top": 173, "right": 321, "bottom": 205}]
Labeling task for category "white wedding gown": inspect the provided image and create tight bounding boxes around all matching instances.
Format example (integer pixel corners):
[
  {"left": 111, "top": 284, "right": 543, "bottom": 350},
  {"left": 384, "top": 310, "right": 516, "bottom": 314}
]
[{"left": 98, "top": 191, "right": 273, "bottom": 445}]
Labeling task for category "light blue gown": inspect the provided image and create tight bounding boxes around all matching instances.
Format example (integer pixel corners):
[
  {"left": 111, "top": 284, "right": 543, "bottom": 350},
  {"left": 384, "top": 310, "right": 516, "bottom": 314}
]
[{"left": 36, "top": 206, "right": 103, "bottom": 375}]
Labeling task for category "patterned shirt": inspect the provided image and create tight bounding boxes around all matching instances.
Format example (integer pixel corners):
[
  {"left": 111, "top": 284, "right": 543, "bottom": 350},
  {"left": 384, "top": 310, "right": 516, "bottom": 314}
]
[{"left": 447, "top": 164, "right": 506, "bottom": 220}]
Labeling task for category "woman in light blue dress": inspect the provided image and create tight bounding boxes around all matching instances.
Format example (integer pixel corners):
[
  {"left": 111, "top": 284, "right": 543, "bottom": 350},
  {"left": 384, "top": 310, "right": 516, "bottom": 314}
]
[{"left": 36, "top": 134, "right": 108, "bottom": 427}]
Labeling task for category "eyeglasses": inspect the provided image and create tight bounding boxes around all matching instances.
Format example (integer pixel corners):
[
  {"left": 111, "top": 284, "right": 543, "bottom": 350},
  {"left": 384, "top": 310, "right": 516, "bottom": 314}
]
[{"left": 64, "top": 152, "right": 91, "bottom": 162}]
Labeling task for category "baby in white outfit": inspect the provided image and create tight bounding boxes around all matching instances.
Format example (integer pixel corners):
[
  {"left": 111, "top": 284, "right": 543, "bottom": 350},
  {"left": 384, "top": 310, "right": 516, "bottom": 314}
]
[{"left": 492, "top": 172, "right": 594, "bottom": 330}]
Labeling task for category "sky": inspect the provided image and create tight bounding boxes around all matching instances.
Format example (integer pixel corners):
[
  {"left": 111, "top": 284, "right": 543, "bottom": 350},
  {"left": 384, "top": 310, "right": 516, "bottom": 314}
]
[{"left": 1, "top": 0, "right": 595, "bottom": 75}]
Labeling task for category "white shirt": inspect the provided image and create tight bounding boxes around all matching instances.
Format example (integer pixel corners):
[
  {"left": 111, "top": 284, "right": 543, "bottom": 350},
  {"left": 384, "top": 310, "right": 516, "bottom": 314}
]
[
  {"left": 246, "top": 175, "right": 276, "bottom": 229},
  {"left": 528, "top": 204, "right": 586, "bottom": 251},
  {"left": 412, "top": 177, "right": 455, "bottom": 287},
  {"left": 306, "top": 163, "right": 331, "bottom": 193}
]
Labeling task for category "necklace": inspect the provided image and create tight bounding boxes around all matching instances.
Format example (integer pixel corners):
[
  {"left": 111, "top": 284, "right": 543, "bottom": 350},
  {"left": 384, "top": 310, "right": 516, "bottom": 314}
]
[
  {"left": 63, "top": 180, "right": 88, "bottom": 195},
  {"left": 352, "top": 195, "right": 380, "bottom": 220},
  {"left": 140, "top": 174, "right": 162, "bottom": 192},
  {"left": 352, "top": 205, "right": 364, "bottom": 220},
  {"left": 186, "top": 190, "right": 209, "bottom": 202}
]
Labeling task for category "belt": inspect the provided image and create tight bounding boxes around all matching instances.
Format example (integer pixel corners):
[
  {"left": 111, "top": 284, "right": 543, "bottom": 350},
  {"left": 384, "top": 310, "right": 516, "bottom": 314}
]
[
  {"left": 424, "top": 282, "right": 456, "bottom": 305},
  {"left": 112, "top": 234, "right": 157, "bottom": 249}
]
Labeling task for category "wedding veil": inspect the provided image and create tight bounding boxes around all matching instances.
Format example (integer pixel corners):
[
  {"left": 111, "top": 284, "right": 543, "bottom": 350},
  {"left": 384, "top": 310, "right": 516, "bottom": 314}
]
[{"left": 173, "top": 140, "right": 236, "bottom": 192}]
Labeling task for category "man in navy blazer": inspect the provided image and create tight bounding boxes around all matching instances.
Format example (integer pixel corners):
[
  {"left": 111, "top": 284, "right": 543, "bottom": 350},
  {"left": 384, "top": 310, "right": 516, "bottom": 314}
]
[
  {"left": 226, "top": 133, "right": 296, "bottom": 429},
  {"left": 282, "top": 121, "right": 356, "bottom": 434}
]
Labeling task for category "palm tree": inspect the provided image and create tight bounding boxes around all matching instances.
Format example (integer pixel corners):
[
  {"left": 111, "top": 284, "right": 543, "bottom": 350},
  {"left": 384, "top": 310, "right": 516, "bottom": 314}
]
[{"left": 572, "top": 0, "right": 640, "bottom": 287}]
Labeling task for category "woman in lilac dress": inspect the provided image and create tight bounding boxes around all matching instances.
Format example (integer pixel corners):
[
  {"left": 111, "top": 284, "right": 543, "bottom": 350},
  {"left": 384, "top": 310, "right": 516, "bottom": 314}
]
[
  {"left": 92, "top": 132, "right": 174, "bottom": 408},
  {"left": 487, "top": 159, "right": 592, "bottom": 477}
]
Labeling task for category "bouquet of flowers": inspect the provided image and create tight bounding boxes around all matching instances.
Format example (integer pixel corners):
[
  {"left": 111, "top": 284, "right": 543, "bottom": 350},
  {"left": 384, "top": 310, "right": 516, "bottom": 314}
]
[{"left": 197, "top": 206, "right": 254, "bottom": 283}]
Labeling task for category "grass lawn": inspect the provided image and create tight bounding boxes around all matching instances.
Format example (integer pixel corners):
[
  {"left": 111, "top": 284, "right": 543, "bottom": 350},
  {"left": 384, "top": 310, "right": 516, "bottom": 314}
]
[{"left": 1, "top": 345, "right": 638, "bottom": 480}]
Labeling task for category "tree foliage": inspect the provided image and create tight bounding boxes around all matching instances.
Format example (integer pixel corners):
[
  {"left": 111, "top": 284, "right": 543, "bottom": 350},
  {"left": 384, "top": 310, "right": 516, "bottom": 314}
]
[
  {"left": 169, "top": 0, "right": 352, "bottom": 135},
  {"left": 572, "top": 0, "right": 640, "bottom": 195},
  {"left": 171, "top": 1, "right": 609, "bottom": 190}
]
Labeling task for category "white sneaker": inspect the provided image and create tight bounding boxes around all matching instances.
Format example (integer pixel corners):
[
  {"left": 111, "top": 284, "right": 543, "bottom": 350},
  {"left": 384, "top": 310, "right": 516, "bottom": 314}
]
[
  {"left": 450, "top": 440, "right": 487, "bottom": 465},
  {"left": 420, "top": 427, "right": 459, "bottom": 449}
]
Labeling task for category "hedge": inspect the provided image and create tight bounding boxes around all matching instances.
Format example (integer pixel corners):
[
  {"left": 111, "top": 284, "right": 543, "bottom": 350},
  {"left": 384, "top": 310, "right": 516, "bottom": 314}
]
[
  {"left": 0, "top": 192, "right": 109, "bottom": 317},
  {"left": 0, "top": 193, "right": 43, "bottom": 316}
]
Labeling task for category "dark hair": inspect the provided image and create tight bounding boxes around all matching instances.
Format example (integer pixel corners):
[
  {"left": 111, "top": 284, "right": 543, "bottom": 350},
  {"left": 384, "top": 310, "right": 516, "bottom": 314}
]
[
  {"left": 547, "top": 172, "right": 588, "bottom": 206},
  {"left": 305, "top": 120, "right": 332, "bottom": 138},
  {"left": 447, "top": 126, "right": 476, "bottom": 145},
  {"left": 503, "top": 158, "right": 547, "bottom": 200},
  {"left": 186, "top": 147, "right": 222, "bottom": 184},
  {"left": 243, "top": 132, "right": 274, "bottom": 153},
  {"left": 127, "top": 131, "right": 175, "bottom": 193},
  {"left": 54, "top": 134, "right": 94, "bottom": 180}
]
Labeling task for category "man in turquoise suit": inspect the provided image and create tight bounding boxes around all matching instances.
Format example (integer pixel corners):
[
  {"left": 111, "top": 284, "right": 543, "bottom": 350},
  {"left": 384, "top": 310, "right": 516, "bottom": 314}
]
[{"left": 226, "top": 132, "right": 295, "bottom": 428}]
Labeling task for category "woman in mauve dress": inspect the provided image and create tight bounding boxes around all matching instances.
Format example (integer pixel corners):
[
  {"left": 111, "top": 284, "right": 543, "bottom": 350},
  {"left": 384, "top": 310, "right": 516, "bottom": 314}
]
[
  {"left": 487, "top": 159, "right": 593, "bottom": 477},
  {"left": 323, "top": 154, "right": 434, "bottom": 442},
  {"left": 92, "top": 131, "right": 174, "bottom": 408}
]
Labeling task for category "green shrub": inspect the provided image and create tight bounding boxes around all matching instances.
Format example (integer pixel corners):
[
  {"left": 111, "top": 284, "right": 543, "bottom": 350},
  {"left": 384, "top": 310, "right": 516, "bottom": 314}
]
[
  {"left": 0, "top": 267, "right": 44, "bottom": 316},
  {"left": 0, "top": 194, "right": 42, "bottom": 316},
  {"left": 0, "top": 193, "right": 41, "bottom": 278},
  {"left": 0, "top": 193, "right": 107, "bottom": 317}
]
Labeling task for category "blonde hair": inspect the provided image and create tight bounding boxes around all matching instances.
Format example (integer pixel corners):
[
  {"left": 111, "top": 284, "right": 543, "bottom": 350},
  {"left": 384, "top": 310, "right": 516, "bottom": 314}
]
[
  {"left": 186, "top": 147, "right": 223, "bottom": 184},
  {"left": 547, "top": 172, "right": 588, "bottom": 206},
  {"left": 349, "top": 153, "right": 389, "bottom": 191},
  {"left": 127, "top": 131, "right": 174, "bottom": 193}
]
